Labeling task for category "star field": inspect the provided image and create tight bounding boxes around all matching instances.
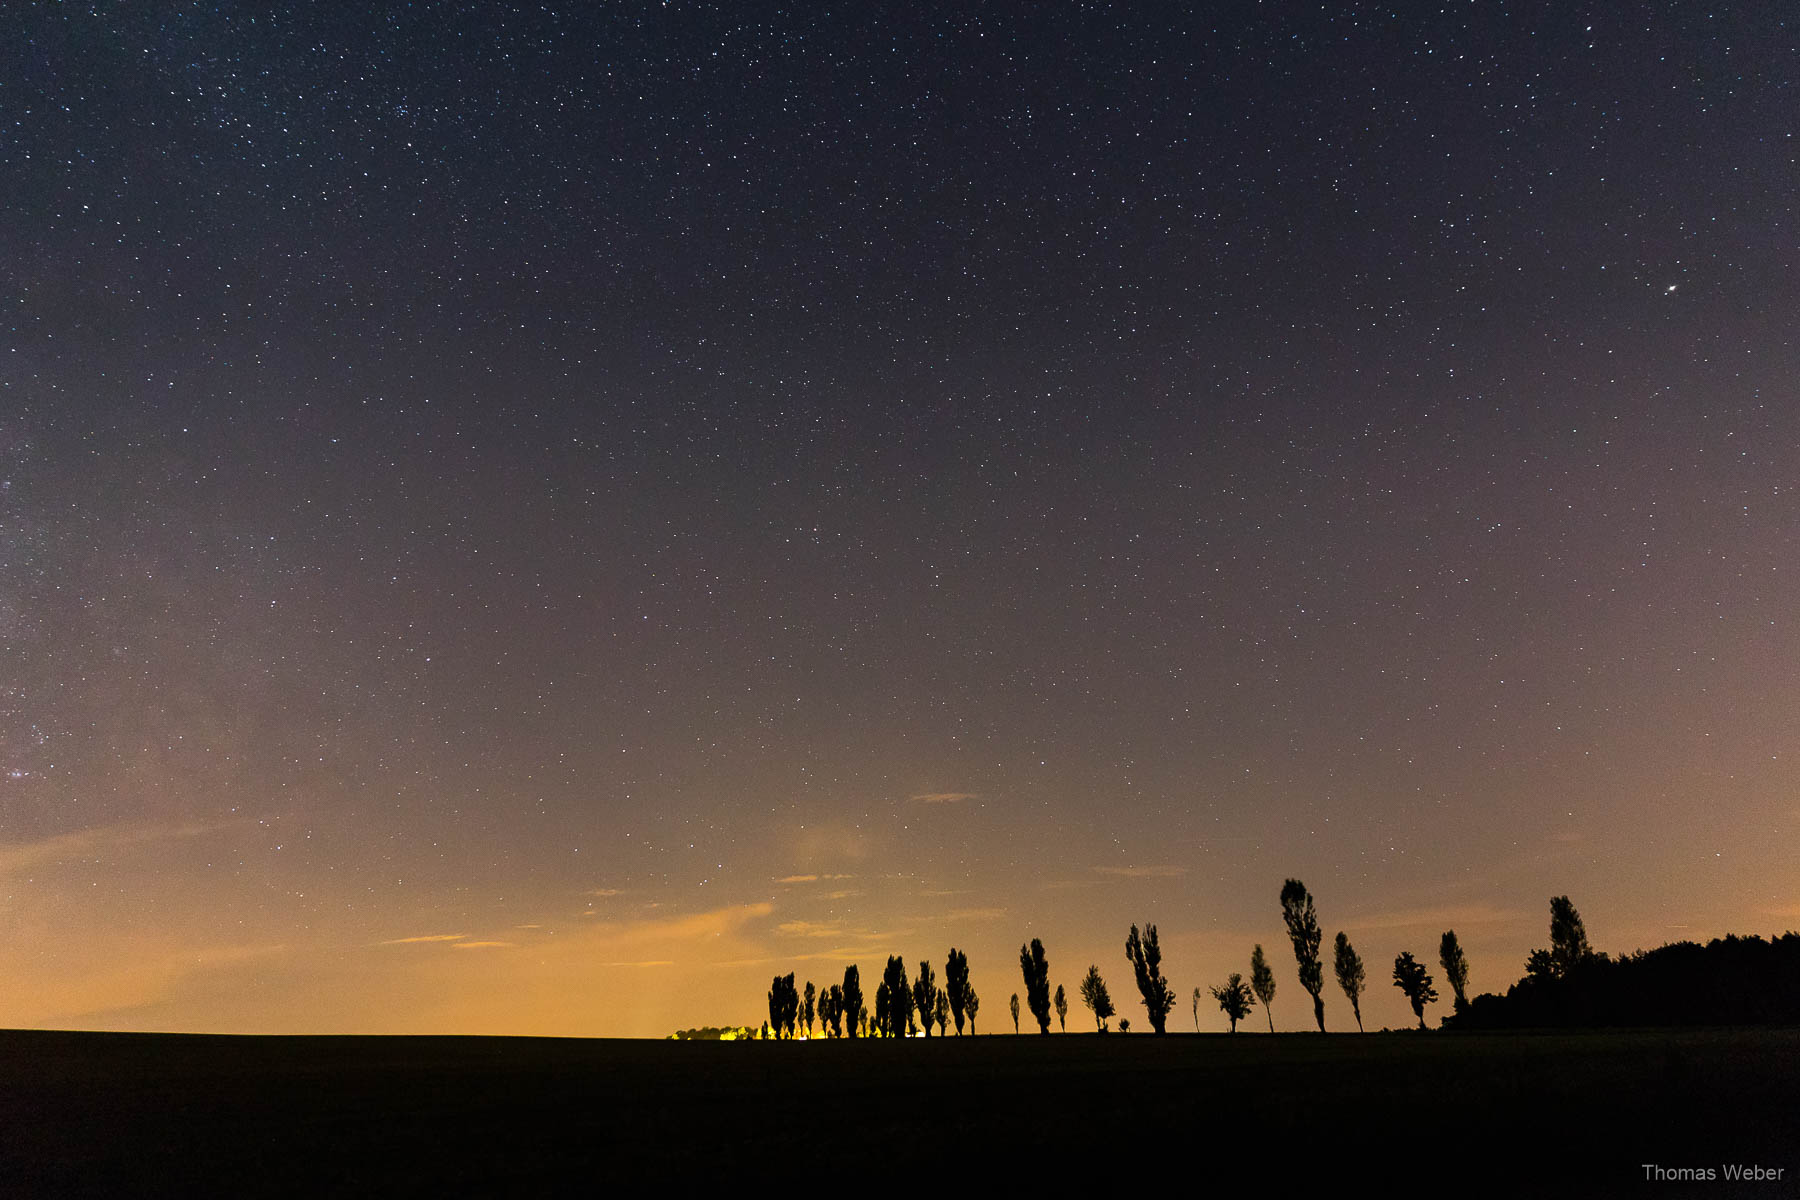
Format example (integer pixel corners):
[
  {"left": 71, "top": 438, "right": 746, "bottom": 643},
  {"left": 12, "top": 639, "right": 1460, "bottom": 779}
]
[{"left": 3, "top": 2, "right": 1796, "bottom": 1036}]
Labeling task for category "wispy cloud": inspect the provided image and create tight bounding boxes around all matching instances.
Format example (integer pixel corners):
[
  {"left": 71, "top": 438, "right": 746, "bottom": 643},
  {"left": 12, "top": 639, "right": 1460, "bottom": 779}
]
[
  {"left": 1092, "top": 865, "right": 1186, "bottom": 879},
  {"left": 777, "top": 920, "right": 844, "bottom": 938},
  {"left": 451, "top": 941, "right": 513, "bottom": 950},
  {"left": 586, "top": 888, "right": 624, "bottom": 897},
  {"left": 776, "top": 874, "right": 818, "bottom": 884},
  {"left": 912, "top": 792, "right": 976, "bottom": 805},
  {"left": 1339, "top": 903, "right": 1526, "bottom": 932},
  {"left": 380, "top": 933, "right": 466, "bottom": 945},
  {"left": 945, "top": 907, "right": 1007, "bottom": 922},
  {"left": 0, "top": 819, "right": 241, "bottom": 877}
]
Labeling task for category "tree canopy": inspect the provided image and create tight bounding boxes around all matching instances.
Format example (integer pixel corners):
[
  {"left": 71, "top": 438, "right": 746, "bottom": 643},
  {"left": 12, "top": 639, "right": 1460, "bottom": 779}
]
[
  {"left": 1250, "top": 944, "right": 1276, "bottom": 1032},
  {"left": 1079, "top": 964, "right": 1115, "bottom": 1031},
  {"left": 1211, "top": 973, "right": 1255, "bottom": 1033},
  {"left": 1125, "top": 923, "right": 1176, "bottom": 1034},
  {"left": 1020, "top": 939, "right": 1052, "bottom": 1033},
  {"left": 1281, "top": 878, "right": 1326, "bottom": 1031},
  {"left": 1439, "top": 930, "right": 1471, "bottom": 1014},
  {"left": 1334, "top": 932, "right": 1366, "bottom": 1032},
  {"left": 946, "top": 948, "right": 972, "bottom": 1035},
  {"left": 1392, "top": 951, "right": 1439, "bottom": 1029}
]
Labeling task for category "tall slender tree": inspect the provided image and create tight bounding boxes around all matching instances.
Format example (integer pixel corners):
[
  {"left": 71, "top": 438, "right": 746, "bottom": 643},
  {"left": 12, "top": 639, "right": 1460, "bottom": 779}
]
[
  {"left": 1054, "top": 984, "right": 1068, "bottom": 1032},
  {"left": 966, "top": 987, "right": 980, "bottom": 1035},
  {"left": 1334, "top": 932, "right": 1367, "bottom": 1032},
  {"left": 842, "top": 964, "right": 863, "bottom": 1039},
  {"left": 874, "top": 980, "right": 890, "bottom": 1038},
  {"left": 1019, "top": 938, "right": 1053, "bottom": 1033},
  {"left": 1125, "top": 923, "right": 1176, "bottom": 1033},
  {"left": 934, "top": 989, "right": 949, "bottom": 1035},
  {"left": 912, "top": 959, "right": 939, "bottom": 1037},
  {"left": 1211, "top": 974, "right": 1255, "bottom": 1032},
  {"left": 1392, "top": 951, "right": 1439, "bottom": 1030},
  {"left": 1010, "top": 993, "right": 1021, "bottom": 1033},
  {"left": 1439, "top": 930, "right": 1471, "bottom": 1014},
  {"left": 946, "top": 948, "right": 972, "bottom": 1034},
  {"left": 1079, "top": 964, "right": 1115, "bottom": 1031},
  {"left": 1250, "top": 944, "right": 1276, "bottom": 1032},
  {"left": 822, "top": 984, "right": 844, "bottom": 1037},
  {"left": 881, "top": 956, "right": 913, "bottom": 1039},
  {"left": 803, "top": 980, "right": 817, "bottom": 1037},
  {"left": 1281, "top": 878, "right": 1327, "bottom": 1031},
  {"left": 1192, "top": 986, "right": 1202, "bottom": 1032}
]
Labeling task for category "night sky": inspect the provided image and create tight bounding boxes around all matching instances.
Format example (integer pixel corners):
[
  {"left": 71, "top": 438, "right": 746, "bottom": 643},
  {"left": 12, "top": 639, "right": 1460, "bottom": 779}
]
[{"left": 4, "top": 3, "right": 1796, "bottom": 1039}]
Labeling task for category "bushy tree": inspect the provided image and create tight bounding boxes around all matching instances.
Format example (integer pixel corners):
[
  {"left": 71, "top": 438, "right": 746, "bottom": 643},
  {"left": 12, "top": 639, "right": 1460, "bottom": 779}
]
[
  {"left": 1119, "top": 1019, "right": 1131, "bottom": 1033},
  {"left": 1010, "top": 993, "right": 1021, "bottom": 1033},
  {"left": 842, "top": 965, "right": 863, "bottom": 1039},
  {"left": 1250, "top": 945, "right": 1276, "bottom": 1032},
  {"left": 1079, "top": 964, "right": 1115, "bottom": 1031},
  {"left": 1054, "top": 984, "right": 1068, "bottom": 1032},
  {"left": 1020, "top": 938, "right": 1052, "bottom": 1033},
  {"left": 1211, "top": 973, "right": 1255, "bottom": 1033},
  {"left": 1334, "top": 932, "right": 1367, "bottom": 1032},
  {"left": 1281, "top": 879, "right": 1327, "bottom": 1031},
  {"left": 1124, "top": 923, "right": 1176, "bottom": 1034},
  {"left": 1439, "top": 930, "right": 1470, "bottom": 1014},
  {"left": 1392, "top": 951, "right": 1439, "bottom": 1030},
  {"left": 946, "top": 948, "right": 972, "bottom": 1034},
  {"left": 803, "top": 980, "right": 816, "bottom": 1037},
  {"left": 912, "top": 959, "right": 939, "bottom": 1038}
]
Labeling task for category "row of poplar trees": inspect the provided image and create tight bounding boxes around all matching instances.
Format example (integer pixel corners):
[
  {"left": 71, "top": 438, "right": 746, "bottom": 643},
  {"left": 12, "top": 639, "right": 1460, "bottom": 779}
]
[{"left": 761, "top": 877, "right": 1580, "bottom": 1037}]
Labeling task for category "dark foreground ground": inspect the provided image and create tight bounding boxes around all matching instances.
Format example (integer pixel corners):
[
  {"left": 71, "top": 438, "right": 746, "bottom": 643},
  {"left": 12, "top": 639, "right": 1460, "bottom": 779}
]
[{"left": 2, "top": 1027, "right": 1796, "bottom": 1196}]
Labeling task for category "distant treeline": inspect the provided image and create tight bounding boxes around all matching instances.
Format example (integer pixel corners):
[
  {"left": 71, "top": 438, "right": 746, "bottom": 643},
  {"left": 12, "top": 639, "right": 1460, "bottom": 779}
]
[
  {"left": 672, "top": 881, "right": 1800, "bottom": 1038},
  {"left": 1451, "top": 932, "right": 1800, "bottom": 1030}
]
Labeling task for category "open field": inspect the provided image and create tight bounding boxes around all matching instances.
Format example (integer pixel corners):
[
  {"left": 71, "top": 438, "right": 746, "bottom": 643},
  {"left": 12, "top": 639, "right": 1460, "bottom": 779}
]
[{"left": 3, "top": 1027, "right": 1796, "bottom": 1195}]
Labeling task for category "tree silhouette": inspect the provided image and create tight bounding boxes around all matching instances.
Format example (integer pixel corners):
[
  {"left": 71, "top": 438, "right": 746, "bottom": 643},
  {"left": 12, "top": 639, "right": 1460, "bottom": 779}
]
[
  {"left": 946, "top": 948, "right": 972, "bottom": 1035},
  {"left": 821, "top": 983, "right": 844, "bottom": 1037},
  {"left": 1192, "top": 986, "right": 1202, "bottom": 1032},
  {"left": 874, "top": 980, "right": 890, "bottom": 1039},
  {"left": 842, "top": 965, "right": 864, "bottom": 1039},
  {"left": 1054, "top": 984, "right": 1068, "bottom": 1032},
  {"left": 1281, "top": 879, "right": 1327, "bottom": 1031},
  {"left": 1550, "top": 895, "right": 1592, "bottom": 977},
  {"left": 1020, "top": 938, "right": 1053, "bottom": 1033},
  {"left": 1119, "top": 1018, "right": 1131, "bottom": 1033},
  {"left": 1392, "top": 951, "right": 1439, "bottom": 1030},
  {"left": 1334, "top": 932, "right": 1366, "bottom": 1032},
  {"left": 768, "top": 973, "right": 799, "bottom": 1039},
  {"left": 1439, "top": 930, "right": 1471, "bottom": 1014},
  {"left": 881, "top": 955, "right": 915, "bottom": 1039},
  {"left": 1211, "top": 973, "right": 1255, "bottom": 1032},
  {"left": 912, "top": 959, "right": 939, "bottom": 1038},
  {"left": 1124, "top": 923, "right": 1176, "bottom": 1034},
  {"left": 1079, "top": 964, "right": 1115, "bottom": 1031},
  {"left": 1010, "top": 993, "right": 1021, "bottom": 1034},
  {"left": 1250, "top": 945, "right": 1276, "bottom": 1032},
  {"left": 934, "top": 989, "right": 949, "bottom": 1035},
  {"left": 803, "top": 980, "right": 816, "bottom": 1037},
  {"left": 967, "top": 987, "right": 980, "bottom": 1035}
]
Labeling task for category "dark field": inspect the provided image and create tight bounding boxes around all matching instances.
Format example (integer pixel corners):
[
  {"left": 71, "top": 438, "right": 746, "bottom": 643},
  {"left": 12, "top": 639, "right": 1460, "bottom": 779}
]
[{"left": 3, "top": 1028, "right": 1796, "bottom": 1196}]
